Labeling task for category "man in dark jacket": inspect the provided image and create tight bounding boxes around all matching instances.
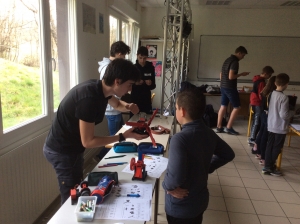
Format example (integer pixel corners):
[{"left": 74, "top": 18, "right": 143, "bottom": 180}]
[{"left": 131, "top": 46, "right": 156, "bottom": 114}]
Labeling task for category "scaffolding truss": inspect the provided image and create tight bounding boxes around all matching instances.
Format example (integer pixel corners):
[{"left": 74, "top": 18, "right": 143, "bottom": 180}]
[{"left": 160, "top": 0, "right": 192, "bottom": 132}]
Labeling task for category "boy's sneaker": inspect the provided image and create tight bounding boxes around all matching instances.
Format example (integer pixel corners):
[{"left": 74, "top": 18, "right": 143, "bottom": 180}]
[
  {"left": 262, "top": 167, "right": 272, "bottom": 175},
  {"left": 248, "top": 138, "right": 256, "bottom": 145},
  {"left": 270, "top": 170, "right": 282, "bottom": 177},
  {"left": 215, "top": 127, "right": 224, "bottom": 133},
  {"left": 224, "top": 127, "right": 239, "bottom": 135}
]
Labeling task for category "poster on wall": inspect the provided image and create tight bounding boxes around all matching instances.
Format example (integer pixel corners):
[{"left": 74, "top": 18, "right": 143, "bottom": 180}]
[
  {"left": 146, "top": 45, "right": 157, "bottom": 59},
  {"left": 99, "top": 13, "right": 104, "bottom": 34},
  {"left": 152, "top": 61, "right": 162, "bottom": 77},
  {"left": 82, "top": 3, "right": 96, "bottom": 34}
]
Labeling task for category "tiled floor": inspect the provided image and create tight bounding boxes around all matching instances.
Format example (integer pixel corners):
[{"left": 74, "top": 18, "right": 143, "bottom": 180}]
[{"left": 36, "top": 118, "right": 300, "bottom": 224}]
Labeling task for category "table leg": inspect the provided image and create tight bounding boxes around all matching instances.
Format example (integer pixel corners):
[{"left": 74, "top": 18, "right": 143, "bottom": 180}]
[{"left": 154, "top": 178, "right": 160, "bottom": 224}]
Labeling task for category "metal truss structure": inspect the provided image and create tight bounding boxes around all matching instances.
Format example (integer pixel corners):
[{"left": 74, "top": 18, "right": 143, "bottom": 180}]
[{"left": 160, "top": 0, "right": 192, "bottom": 132}]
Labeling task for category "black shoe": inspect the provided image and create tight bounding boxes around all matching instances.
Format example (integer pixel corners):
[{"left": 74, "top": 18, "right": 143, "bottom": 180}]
[
  {"left": 224, "top": 127, "right": 239, "bottom": 135},
  {"left": 215, "top": 127, "right": 224, "bottom": 133}
]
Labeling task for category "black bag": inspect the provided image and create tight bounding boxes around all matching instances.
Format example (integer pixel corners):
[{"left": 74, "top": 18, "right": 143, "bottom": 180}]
[
  {"left": 203, "top": 104, "right": 218, "bottom": 128},
  {"left": 87, "top": 171, "right": 118, "bottom": 186}
]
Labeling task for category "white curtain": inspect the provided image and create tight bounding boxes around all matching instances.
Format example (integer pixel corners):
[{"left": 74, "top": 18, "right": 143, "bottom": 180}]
[{"left": 128, "top": 23, "right": 139, "bottom": 63}]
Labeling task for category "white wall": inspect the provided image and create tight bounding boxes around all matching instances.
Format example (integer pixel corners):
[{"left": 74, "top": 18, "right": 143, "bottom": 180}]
[{"left": 140, "top": 7, "right": 300, "bottom": 99}]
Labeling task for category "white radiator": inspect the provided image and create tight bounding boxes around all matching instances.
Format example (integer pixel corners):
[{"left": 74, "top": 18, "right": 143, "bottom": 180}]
[{"left": 0, "top": 132, "right": 99, "bottom": 224}]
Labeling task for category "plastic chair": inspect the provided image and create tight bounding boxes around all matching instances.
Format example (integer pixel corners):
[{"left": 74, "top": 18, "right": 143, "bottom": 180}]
[{"left": 247, "top": 106, "right": 254, "bottom": 137}]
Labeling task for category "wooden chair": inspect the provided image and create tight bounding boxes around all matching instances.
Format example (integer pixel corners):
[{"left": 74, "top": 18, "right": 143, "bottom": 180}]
[{"left": 247, "top": 105, "right": 254, "bottom": 137}]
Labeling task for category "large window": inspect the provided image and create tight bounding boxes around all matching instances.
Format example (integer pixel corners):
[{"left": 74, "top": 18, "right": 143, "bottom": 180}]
[
  {"left": 0, "top": 0, "right": 76, "bottom": 152},
  {"left": 109, "top": 10, "right": 139, "bottom": 62}
]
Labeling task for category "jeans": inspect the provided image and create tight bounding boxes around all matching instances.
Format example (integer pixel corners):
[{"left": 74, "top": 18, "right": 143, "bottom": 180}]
[
  {"left": 166, "top": 212, "right": 204, "bottom": 224},
  {"left": 220, "top": 87, "right": 240, "bottom": 108},
  {"left": 43, "top": 144, "right": 84, "bottom": 205},
  {"left": 256, "top": 112, "right": 268, "bottom": 159},
  {"left": 105, "top": 114, "right": 124, "bottom": 136},
  {"left": 250, "top": 105, "right": 261, "bottom": 140}
]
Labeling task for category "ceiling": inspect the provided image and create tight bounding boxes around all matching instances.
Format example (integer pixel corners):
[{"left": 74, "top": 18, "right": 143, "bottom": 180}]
[{"left": 136, "top": 0, "right": 300, "bottom": 9}]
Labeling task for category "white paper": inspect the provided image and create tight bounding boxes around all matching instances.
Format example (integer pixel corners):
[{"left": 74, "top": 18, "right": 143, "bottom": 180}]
[
  {"left": 122, "top": 155, "right": 168, "bottom": 178},
  {"left": 122, "top": 124, "right": 132, "bottom": 130},
  {"left": 94, "top": 183, "right": 153, "bottom": 221},
  {"left": 291, "top": 123, "right": 300, "bottom": 131}
]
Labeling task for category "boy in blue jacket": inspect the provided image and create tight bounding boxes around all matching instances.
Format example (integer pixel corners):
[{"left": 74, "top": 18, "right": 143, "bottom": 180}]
[{"left": 162, "top": 88, "right": 235, "bottom": 224}]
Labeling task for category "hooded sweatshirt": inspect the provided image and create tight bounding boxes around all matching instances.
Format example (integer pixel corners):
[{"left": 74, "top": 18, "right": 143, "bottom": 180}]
[
  {"left": 250, "top": 75, "right": 266, "bottom": 106},
  {"left": 98, "top": 57, "right": 120, "bottom": 115}
]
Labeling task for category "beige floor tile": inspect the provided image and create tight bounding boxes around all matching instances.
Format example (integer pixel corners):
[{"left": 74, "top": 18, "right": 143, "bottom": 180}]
[
  {"left": 234, "top": 155, "right": 253, "bottom": 163},
  {"left": 272, "top": 190, "right": 300, "bottom": 204},
  {"left": 219, "top": 176, "right": 244, "bottom": 187},
  {"left": 228, "top": 212, "right": 260, "bottom": 224},
  {"left": 222, "top": 161, "right": 236, "bottom": 169},
  {"left": 208, "top": 184, "right": 223, "bottom": 197},
  {"left": 207, "top": 196, "right": 226, "bottom": 211},
  {"left": 258, "top": 215, "right": 291, "bottom": 224},
  {"left": 217, "top": 167, "right": 240, "bottom": 177},
  {"left": 242, "top": 177, "right": 269, "bottom": 189},
  {"left": 225, "top": 198, "right": 255, "bottom": 214},
  {"left": 238, "top": 169, "right": 263, "bottom": 179},
  {"left": 265, "top": 179, "right": 294, "bottom": 191},
  {"left": 208, "top": 174, "right": 220, "bottom": 185},
  {"left": 234, "top": 161, "right": 257, "bottom": 170},
  {"left": 246, "top": 188, "right": 276, "bottom": 202},
  {"left": 252, "top": 200, "right": 285, "bottom": 216},
  {"left": 289, "top": 217, "right": 300, "bottom": 224},
  {"left": 280, "top": 203, "right": 300, "bottom": 218},
  {"left": 221, "top": 186, "right": 249, "bottom": 199},
  {"left": 203, "top": 210, "right": 230, "bottom": 224}
]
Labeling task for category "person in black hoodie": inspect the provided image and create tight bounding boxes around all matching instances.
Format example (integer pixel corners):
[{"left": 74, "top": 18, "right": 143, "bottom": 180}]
[{"left": 131, "top": 46, "right": 156, "bottom": 114}]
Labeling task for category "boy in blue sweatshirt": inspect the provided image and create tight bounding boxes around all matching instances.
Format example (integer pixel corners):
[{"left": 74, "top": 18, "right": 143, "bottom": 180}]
[
  {"left": 262, "top": 73, "right": 293, "bottom": 176},
  {"left": 162, "top": 88, "right": 235, "bottom": 224}
]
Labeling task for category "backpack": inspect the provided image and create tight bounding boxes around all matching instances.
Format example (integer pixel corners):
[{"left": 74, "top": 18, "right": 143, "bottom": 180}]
[{"left": 203, "top": 104, "right": 218, "bottom": 128}]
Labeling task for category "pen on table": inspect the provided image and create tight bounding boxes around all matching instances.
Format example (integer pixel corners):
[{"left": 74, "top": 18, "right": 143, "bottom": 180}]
[
  {"left": 98, "top": 164, "right": 118, "bottom": 168},
  {"left": 106, "top": 162, "right": 128, "bottom": 165},
  {"left": 105, "top": 155, "right": 126, "bottom": 159},
  {"left": 120, "top": 194, "right": 140, "bottom": 198}
]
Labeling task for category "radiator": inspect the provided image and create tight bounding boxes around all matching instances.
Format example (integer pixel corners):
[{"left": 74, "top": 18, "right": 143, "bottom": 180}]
[{"left": 0, "top": 132, "right": 99, "bottom": 224}]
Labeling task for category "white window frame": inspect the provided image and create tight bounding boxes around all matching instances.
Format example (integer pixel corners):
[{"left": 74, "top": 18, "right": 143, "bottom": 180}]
[{"left": 0, "top": 0, "right": 77, "bottom": 155}]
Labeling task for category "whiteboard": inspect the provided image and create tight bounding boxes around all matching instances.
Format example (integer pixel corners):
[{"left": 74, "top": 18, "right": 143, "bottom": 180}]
[{"left": 197, "top": 35, "right": 300, "bottom": 82}]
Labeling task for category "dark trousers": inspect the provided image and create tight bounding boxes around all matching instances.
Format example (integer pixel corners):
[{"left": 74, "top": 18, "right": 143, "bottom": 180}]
[
  {"left": 250, "top": 105, "right": 261, "bottom": 140},
  {"left": 264, "top": 132, "right": 286, "bottom": 169},
  {"left": 256, "top": 112, "right": 268, "bottom": 159},
  {"left": 43, "top": 144, "right": 84, "bottom": 205},
  {"left": 167, "top": 212, "right": 204, "bottom": 224}
]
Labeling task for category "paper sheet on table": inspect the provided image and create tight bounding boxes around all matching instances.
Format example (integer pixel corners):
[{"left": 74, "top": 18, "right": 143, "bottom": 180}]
[
  {"left": 94, "top": 183, "right": 152, "bottom": 221},
  {"left": 122, "top": 124, "right": 132, "bottom": 130},
  {"left": 122, "top": 155, "right": 168, "bottom": 178},
  {"left": 290, "top": 123, "right": 300, "bottom": 131}
]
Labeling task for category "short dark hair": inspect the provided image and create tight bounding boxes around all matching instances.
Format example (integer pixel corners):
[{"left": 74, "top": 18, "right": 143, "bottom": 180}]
[
  {"left": 103, "top": 58, "right": 141, "bottom": 86},
  {"left": 235, "top": 46, "right": 248, "bottom": 54},
  {"left": 262, "top": 66, "right": 274, "bottom": 74},
  {"left": 176, "top": 88, "right": 206, "bottom": 120},
  {"left": 137, "top": 46, "right": 148, "bottom": 56},
  {"left": 110, "top": 41, "right": 131, "bottom": 57},
  {"left": 275, "top": 73, "right": 290, "bottom": 87}
]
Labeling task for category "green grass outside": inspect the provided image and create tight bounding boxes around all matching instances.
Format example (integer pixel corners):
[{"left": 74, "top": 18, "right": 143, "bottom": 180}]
[{"left": 0, "top": 58, "right": 60, "bottom": 129}]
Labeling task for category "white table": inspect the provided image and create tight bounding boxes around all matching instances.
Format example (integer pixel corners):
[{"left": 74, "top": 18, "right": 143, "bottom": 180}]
[{"left": 48, "top": 115, "right": 173, "bottom": 224}]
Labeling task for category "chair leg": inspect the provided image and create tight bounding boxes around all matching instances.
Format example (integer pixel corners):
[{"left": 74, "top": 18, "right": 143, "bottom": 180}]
[
  {"left": 247, "top": 110, "right": 253, "bottom": 137},
  {"left": 276, "top": 149, "right": 283, "bottom": 171}
]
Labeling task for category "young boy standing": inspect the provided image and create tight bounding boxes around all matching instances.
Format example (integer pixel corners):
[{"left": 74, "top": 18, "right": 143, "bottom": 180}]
[
  {"left": 162, "top": 89, "right": 235, "bottom": 224},
  {"left": 248, "top": 66, "right": 274, "bottom": 145},
  {"left": 262, "top": 73, "right": 292, "bottom": 176}
]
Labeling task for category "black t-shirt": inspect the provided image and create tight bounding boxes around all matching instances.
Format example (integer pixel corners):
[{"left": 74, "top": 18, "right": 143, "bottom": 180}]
[
  {"left": 131, "top": 61, "right": 156, "bottom": 113},
  {"left": 45, "top": 79, "right": 111, "bottom": 154},
  {"left": 220, "top": 55, "right": 239, "bottom": 89}
]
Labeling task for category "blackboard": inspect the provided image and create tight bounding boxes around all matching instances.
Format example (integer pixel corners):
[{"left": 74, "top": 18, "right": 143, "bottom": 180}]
[{"left": 197, "top": 35, "right": 300, "bottom": 83}]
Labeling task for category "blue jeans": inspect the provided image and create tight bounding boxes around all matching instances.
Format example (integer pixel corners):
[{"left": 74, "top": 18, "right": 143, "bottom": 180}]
[
  {"left": 250, "top": 106, "right": 261, "bottom": 140},
  {"left": 220, "top": 87, "right": 240, "bottom": 108},
  {"left": 43, "top": 144, "right": 84, "bottom": 205},
  {"left": 105, "top": 114, "right": 124, "bottom": 136}
]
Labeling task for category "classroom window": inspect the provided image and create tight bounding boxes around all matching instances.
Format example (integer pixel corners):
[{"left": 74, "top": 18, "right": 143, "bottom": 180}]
[
  {"left": 0, "top": 0, "right": 76, "bottom": 151},
  {"left": 109, "top": 16, "right": 118, "bottom": 47}
]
